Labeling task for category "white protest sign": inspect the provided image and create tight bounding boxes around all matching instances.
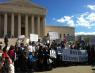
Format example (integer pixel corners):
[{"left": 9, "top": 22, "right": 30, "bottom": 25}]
[
  {"left": 30, "top": 34, "right": 38, "bottom": 42},
  {"left": 62, "top": 49, "right": 88, "bottom": 62},
  {"left": 49, "top": 32, "right": 59, "bottom": 40},
  {"left": 50, "top": 49, "right": 57, "bottom": 59}
]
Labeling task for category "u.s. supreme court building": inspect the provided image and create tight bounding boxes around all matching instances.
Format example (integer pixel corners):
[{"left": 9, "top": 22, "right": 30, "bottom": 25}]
[{"left": 0, "top": 0, "right": 47, "bottom": 38}]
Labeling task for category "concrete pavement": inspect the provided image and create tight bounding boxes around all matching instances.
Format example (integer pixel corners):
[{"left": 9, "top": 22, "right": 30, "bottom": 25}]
[{"left": 35, "top": 66, "right": 93, "bottom": 73}]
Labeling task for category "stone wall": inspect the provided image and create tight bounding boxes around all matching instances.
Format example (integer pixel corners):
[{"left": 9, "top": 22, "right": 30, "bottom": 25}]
[{"left": 45, "top": 26, "right": 75, "bottom": 40}]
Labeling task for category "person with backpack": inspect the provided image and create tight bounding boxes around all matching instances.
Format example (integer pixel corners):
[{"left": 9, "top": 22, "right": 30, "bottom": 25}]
[{"left": 28, "top": 42, "right": 37, "bottom": 71}]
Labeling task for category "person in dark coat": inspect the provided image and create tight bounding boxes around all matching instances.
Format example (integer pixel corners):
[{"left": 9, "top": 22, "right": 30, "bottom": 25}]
[{"left": 4, "top": 35, "right": 9, "bottom": 47}]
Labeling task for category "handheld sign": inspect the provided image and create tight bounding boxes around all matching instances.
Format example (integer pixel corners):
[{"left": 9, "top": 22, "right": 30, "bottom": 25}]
[
  {"left": 30, "top": 34, "right": 38, "bottom": 42},
  {"left": 49, "top": 32, "right": 59, "bottom": 40}
]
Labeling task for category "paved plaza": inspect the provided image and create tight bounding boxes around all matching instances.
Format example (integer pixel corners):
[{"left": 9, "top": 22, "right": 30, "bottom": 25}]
[{"left": 35, "top": 66, "right": 93, "bottom": 73}]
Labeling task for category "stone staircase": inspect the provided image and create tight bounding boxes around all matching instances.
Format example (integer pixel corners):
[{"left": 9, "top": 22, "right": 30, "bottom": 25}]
[{"left": 0, "top": 38, "right": 17, "bottom": 47}]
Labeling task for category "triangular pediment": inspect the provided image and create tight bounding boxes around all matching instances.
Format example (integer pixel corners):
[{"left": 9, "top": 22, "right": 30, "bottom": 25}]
[
  {"left": 0, "top": 0, "right": 47, "bottom": 15},
  {"left": 9, "top": 0, "right": 31, "bottom": 3},
  {"left": 0, "top": 0, "right": 45, "bottom": 9}
]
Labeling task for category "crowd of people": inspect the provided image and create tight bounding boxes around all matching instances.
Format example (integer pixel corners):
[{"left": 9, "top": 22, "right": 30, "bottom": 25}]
[
  {"left": 0, "top": 37, "right": 66, "bottom": 73},
  {"left": 0, "top": 36, "right": 95, "bottom": 73}
]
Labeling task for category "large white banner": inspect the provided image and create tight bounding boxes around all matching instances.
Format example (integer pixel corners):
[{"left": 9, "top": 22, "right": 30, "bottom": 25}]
[
  {"left": 62, "top": 49, "right": 88, "bottom": 62},
  {"left": 30, "top": 34, "right": 38, "bottom": 42},
  {"left": 49, "top": 32, "right": 59, "bottom": 40}
]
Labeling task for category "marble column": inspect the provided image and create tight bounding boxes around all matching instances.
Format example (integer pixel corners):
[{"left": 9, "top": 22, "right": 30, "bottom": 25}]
[
  {"left": 18, "top": 14, "right": 21, "bottom": 36},
  {"left": 4, "top": 13, "right": 8, "bottom": 36},
  {"left": 42, "top": 16, "right": 45, "bottom": 36},
  {"left": 11, "top": 13, "right": 14, "bottom": 37},
  {"left": 25, "top": 15, "right": 28, "bottom": 37},
  {"left": 37, "top": 16, "right": 40, "bottom": 36},
  {"left": 31, "top": 15, "right": 34, "bottom": 33},
  {"left": 0, "top": 14, "right": 1, "bottom": 37}
]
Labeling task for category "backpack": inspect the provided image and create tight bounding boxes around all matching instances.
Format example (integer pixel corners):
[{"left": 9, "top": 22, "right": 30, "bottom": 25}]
[{"left": 28, "top": 52, "right": 37, "bottom": 63}]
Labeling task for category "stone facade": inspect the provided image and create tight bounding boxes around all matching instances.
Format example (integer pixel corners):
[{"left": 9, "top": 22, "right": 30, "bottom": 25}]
[
  {"left": 45, "top": 26, "right": 75, "bottom": 40},
  {"left": 0, "top": 0, "right": 47, "bottom": 38}
]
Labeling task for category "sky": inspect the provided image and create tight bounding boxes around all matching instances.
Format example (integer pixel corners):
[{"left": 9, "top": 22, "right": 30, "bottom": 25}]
[{"left": 1, "top": 0, "right": 95, "bottom": 35}]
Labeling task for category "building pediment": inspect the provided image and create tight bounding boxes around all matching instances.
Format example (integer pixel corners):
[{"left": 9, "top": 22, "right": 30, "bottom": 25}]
[
  {"left": 0, "top": 1, "right": 47, "bottom": 15},
  {"left": 9, "top": 0, "right": 31, "bottom": 3}
]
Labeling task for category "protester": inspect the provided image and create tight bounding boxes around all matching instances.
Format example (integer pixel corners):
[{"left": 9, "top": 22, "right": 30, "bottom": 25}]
[
  {"left": 4, "top": 35, "right": 9, "bottom": 46},
  {"left": 8, "top": 45, "right": 15, "bottom": 62},
  {"left": 57, "top": 44, "right": 63, "bottom": 65},
  {"left": 0, "top": 45, "right": 3, "bottom": 72},
  {"left": 0, "top": 35, "right": 92, "bottom": 73},
  {"left": 27, "top": 41, "right": 38, "bottom": 72},
  {"left": 42, "top": 47, "right": 50, "bottom": 70},
  {"left": 2, "top": 47, "right": 14, "bottom": 73},
  {"left": 49, "top": 44, "right": 57, "bottom": 68}
]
